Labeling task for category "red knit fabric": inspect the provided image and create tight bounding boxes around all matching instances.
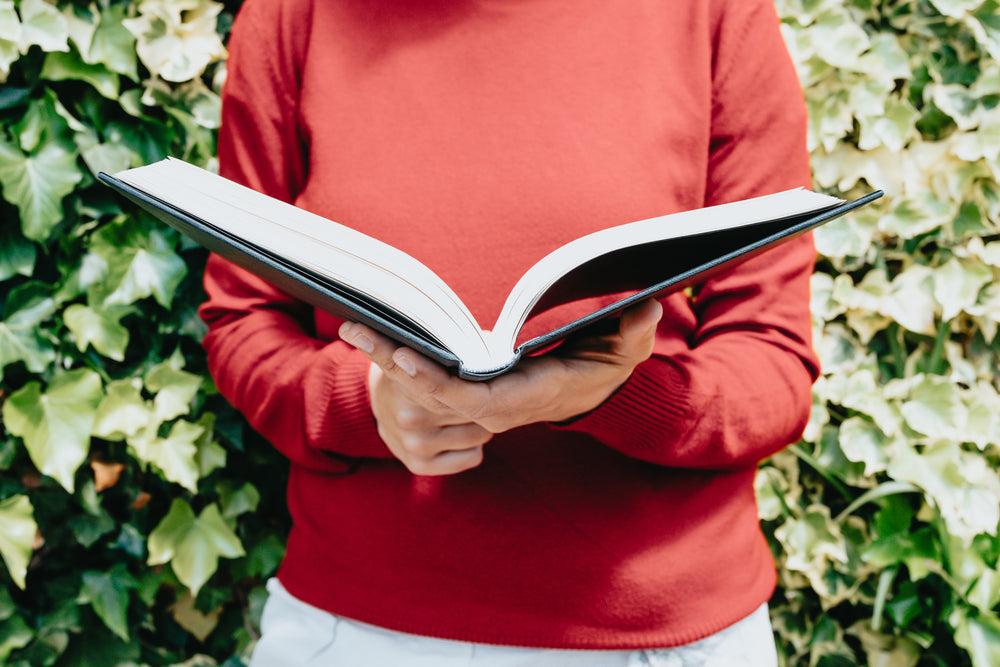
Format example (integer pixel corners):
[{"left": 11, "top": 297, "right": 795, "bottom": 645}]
[{"left": 200, "top": 0, "right": 819, "bottom": 649}]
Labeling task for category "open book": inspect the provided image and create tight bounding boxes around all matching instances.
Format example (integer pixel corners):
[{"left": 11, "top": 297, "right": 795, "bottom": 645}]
[{"left": 100, "top": 158, "right": 881, "bottom": 380}]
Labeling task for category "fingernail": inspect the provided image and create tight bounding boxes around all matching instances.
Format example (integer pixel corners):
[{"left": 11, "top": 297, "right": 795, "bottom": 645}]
[
  {"left": 394, "top": 353, "right": 416, "bottom": 376},
  {"left": 354, "top": 335, "right": 374, "bottom": 353},
  {"left": 342, "top": 324, "right": 374, "bottom": 353}
]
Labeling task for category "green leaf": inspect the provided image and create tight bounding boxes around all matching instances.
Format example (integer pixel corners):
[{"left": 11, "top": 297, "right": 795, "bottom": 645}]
[
  {"left": 243, "top": 534, "right": 285, "bottom": 579},
  {"left": 169, "top": 591, "right": 221, "bottom": 643},
  {"left": 884, "top": 580, "right": 929, "bottom": 627},
  {"left": 127, "top": 419, "right": 203, "bottom": 492},
  {"left": 858, "top": 97, "right": 919, "bottom": 152},
  {"left": 195, "top": 415, "right": 226, "bottom": 478},
  {"left": 89, "top": 225, "right": 186, "bottom": 309},
  {"left": 952, "top": 607, "right": 1000, "bottom": 667},
  {"left": 89, "top": 5, "right": 138, "bottom": 80},
  {"left": 0, "top": 613, "right": 33, "bottom": 664},
  {"left": 856, "top": 33, "right": 911, "bottom": 82},
  {"left": 934, "top": 258, "right": 992, "bottom": 322},
  {"left": 92, "top": 378, "right": 153, "bottom": 441},
  {"left": 971, "top": 1, "right": 1000, "bottom": 62},
  {"left": 219, "top": 482, "right": 260, "bottom": 519},
  {"left": 62, "top": 3, "right": 96, "bottom": 57},
  {"left": 0, "top": 320, "right": 52, "bottom": 379},
  {"left": 147, "top": 500, "right": 245, "bottom": 595},
  {"left": 968, "top": 568, "right": 1000, "bottom": 613},
  {"left": 145, "top": 361, "right": 202, "bottom": 422},
  {"left": 55, "top": 625, "right": 140, "bottom": 667},
  {"left": 930, "top": 0, "right": 986, "bottom": 17},
  {"left": 63, "top": 304, "right": 130, "bottom": 361},
  {"left": 0, "top": 495, "right": 37, "bottom": 589},
  {"left": 860, "top": 529, "right": 930, "bottom": 585},
  {"left": 963, "top": 381, "right": 1000, "bottom": 449},
  {"left": 14, "top": 92, "right": 70, "bottom": 154},
  {"left": 67, "top": 511, "right": 116, "bottom": 549},
  {"left": 178, "top": 80, "right": 222, "bottom": 130},
  {"left": 836, "top": 481, "right": 921, "bottom": 523},
  {"left": 107, "top": 118, "right": 175, "bottom": 164},
  {"left": 122, "top": 0, "right": 225, "bottom": 83},
  {"left": 79, "top": 565, "right": 137, "bottom": 641},
  {"left": 0, "top": 2, "right": 20, "bottom": 82},
  {"left": 848, "top": 621, "right": 922, "bottom": 667},
  {"left": 0, "top": 137, "right": 82, "bottom": 242},
  {"left": 0, "top": 291, "right": 57, "bottom": 381},
  {"left": 900, "top": 374, "right": 966, "bottom": 440},
  {"left": 0, "top": 585, "right": 14, "bottom": 619},
  {"left": 773, "top": 505, "right": 850, "bottom": 598},
  {"left": 814, "top": 206, "right": 879, "bottom": 260},
  {"left": 17, "top": 0, "right": 69, "bottom": 53},
  {"left": 2, "top": 368, "right": 103, "bottom": 492},
  {"left": 831, "top": 369, "right": 903, "bottom": 436},
  {"left": 41, "top": 49, "right": 119, "bottom": 99},
  {"left": 0, "top": 223, "right": 35, "bottom": 281},
  {"left": 76, "top": 132, "right": 138, "bottom": 177},
  {"left": 883, "top": 264, "right": 938, "bottom": 335},
  {"left": 811, "top": 10, "right": 871, "bottom": 69},
  {"left": 838, "top": 417, "right": 894, "bottom": 475},
  {"left": 887, "top": 442, "right": 1000, "bottom": 544},
  {"left": 879, "top": 194, "right": 954, "bottom": 240}
]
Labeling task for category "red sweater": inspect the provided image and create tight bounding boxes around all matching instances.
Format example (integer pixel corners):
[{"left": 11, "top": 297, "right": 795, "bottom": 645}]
[{"left": 201, "top": 0, "right": 819, "bottom": 649}]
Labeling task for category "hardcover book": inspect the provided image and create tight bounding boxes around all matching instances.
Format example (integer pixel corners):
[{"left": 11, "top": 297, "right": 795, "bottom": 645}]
[{"left": 100, "top": 158, "right": 881, "bottom": 380}]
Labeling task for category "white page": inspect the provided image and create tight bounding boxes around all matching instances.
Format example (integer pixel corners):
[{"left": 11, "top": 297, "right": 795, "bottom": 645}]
[
  {"left": 116, "top": 160, "right": 500, "bottom": 370},
  {"left": 490, "top": 188, "right": 844, "bottom": 351}
]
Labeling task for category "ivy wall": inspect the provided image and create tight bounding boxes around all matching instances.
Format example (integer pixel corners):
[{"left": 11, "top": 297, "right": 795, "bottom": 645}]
[{"left": 0, "top": 0, "right": 998, "bottom": 665}]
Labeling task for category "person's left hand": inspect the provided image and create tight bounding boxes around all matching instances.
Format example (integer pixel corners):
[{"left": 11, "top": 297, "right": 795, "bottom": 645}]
[{"left": 339, "top": 298, "right": 662, "bottom": 436}]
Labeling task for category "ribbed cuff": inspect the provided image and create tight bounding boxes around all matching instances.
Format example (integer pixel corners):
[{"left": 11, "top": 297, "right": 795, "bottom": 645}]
[
  {"left": 305, "top": 345, "right": 393, "bottom": 459},
  {"left": 555, "top": 360, "right": 692, "bottom": 462}
]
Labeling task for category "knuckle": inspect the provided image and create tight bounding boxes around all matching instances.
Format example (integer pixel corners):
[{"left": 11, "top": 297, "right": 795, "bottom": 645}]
[
  {"left": 442, "top": 450, "right": 484, "bottom": 476},
  {"left": 424, "top": 378, "right": 445, "bottom": 398},
  {"left": 395, "top": 407, "right": 425, "bottom": 431},
  {"left": 479, "top": 418, "right": 506, "bottom": 435},
  {"left": 400, "top": 432, "right": 428, "bottom": 455},
  {"left": 467, "top": 398, "right": 495, "bottom": 423}
]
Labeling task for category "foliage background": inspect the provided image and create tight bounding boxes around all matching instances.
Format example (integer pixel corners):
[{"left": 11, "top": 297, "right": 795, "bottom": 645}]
[{"left": 0, "top": 0, "right": 998, "bottom": 664}]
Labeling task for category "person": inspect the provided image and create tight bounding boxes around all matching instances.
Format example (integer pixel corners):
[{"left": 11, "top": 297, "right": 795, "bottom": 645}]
[{"left": 199, "top": 0, "right": 820, "bottom": 664}]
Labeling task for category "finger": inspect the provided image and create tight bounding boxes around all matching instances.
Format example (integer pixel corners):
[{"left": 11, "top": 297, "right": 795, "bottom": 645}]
[
  {"left": 380, "top": 420, "right": 492, "bottom": 475},
  {"left": 341, "top": 320, "right": 479, "bottom": 415},
  {"left": 619, "top": 298, "right": 663, "bottom": 336},
  {"left": 393, "top": 421, "right": 494, "bottom": 459},
  {"left": 385, "top": 347, "right": 494, "bottom": 418},
  {"left": 616, "top": 298, "right": 662, "bottom": 355},
  {"left": 339, "top": 321, "right": 405, "bottom": 373},
  {"left": 340, "top": 321, "right": 462, "bottom": 416},
  {"left": 389, "top": 396, "right": 480, "bottom": 430},
  {"left": 553, "top": 299, "right": 662, "bottom": 363},
  {"left": 405, "top": 446, "right": 486, "bottom": 477}
]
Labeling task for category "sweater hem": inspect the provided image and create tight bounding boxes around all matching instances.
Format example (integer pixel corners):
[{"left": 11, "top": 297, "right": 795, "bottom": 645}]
[{"left": 276, "top": 560, "right": 777, "bottom": 651}]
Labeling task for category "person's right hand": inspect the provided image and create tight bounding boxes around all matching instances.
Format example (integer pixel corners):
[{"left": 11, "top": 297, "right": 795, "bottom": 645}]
[{"left": 363, "top": 345, "right": 495, "bottom": 476}]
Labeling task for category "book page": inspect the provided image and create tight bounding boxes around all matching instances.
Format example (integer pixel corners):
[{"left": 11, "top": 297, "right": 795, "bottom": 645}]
[
  {"left": 490, "top": 189, "right": 844, "bottom": 351},
  {"left": 116, "top": 159, "right": 501, "bottom": 371}
]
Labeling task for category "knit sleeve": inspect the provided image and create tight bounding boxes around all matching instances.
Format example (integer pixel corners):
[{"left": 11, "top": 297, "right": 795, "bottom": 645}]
[
  {"left": 199, "top": 0, "right": 391, "bottom": 471},
  {"left": 556, "top": 0, "right": 820, "bottom": 469}
]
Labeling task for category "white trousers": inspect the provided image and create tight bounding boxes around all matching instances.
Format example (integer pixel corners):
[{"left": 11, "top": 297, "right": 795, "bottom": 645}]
[{"left": 249, "top": 579, "right": 778, "bottom": 667}]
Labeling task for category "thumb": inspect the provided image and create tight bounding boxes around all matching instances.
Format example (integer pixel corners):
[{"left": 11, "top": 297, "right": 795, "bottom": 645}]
[{"left": 618, "top": 299, "right": 662, "bottom": 355}]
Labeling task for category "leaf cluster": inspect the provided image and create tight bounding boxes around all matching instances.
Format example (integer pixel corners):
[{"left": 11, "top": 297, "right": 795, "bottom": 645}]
[
  {"left": 0, "top": 1, "right": 287, "bottom": 664},
  {"left": 767, "top": 1, "right": 1000, "bottom": 665}
]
